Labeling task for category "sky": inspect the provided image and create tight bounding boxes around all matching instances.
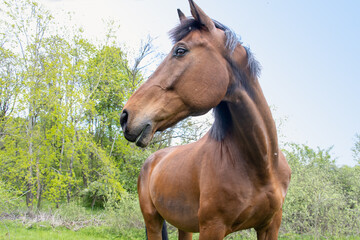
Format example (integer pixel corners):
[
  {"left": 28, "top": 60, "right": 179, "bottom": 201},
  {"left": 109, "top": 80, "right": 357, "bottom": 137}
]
[{"left": 37, "top": 0, "right": 360, "bottom": 167}]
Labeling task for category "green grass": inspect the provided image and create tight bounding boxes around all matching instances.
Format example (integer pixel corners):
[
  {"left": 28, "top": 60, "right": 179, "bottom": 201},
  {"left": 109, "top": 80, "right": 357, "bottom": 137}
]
[
  {"left": 1, "top": 220, "right": 360, "bottom": 240},
  {"left": 0, "top": 220, "right": 144, "bottom": 240},
  {"left": 0, "top": 221, "right": 197, "bottom": 240},
  {"left": 278, "top": 234, "right": 360, "bottom": 240}
]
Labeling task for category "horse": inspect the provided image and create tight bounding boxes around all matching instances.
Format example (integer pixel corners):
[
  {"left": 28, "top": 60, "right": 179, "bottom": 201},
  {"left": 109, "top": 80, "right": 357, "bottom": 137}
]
[{"left": 120, "top": 1, "right": 291, "bottom": 239}]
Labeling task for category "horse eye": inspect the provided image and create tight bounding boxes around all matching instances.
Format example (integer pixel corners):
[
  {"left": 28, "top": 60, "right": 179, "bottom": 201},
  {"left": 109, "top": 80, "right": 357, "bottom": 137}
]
[{"left": 173, "top": 47, "right": 188, "bottom": 57}]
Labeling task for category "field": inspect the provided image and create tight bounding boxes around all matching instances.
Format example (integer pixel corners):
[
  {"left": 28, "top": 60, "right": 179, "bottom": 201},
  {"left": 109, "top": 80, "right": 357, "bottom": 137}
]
[
  {"left": 1, "top": 220, "right": 360, "bottom": 240},
  {"left": 1, "top": 197, "right": 359, "bottom": 240},
  {"left": 0, "top": 221, "right": 124, "bottom": 240}
]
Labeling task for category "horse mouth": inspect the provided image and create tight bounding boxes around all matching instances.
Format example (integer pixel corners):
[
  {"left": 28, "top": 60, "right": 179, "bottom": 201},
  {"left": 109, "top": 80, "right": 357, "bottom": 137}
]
[{"left": 135, "top": 124, "right": 152, "bottom": 148}]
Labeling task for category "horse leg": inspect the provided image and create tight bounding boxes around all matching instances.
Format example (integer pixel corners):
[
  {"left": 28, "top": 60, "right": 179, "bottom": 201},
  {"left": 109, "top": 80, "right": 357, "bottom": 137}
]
[
  {"left": 140, "top": 191, "right": 166, "bottom": 240},
  {"left": 179, "top": 229, "right": 192, "bottom": 240},
  {"left": 146, "top": 221, "right": 168, "bottom": 240},
  {"left": 143, "top": 210, "right": 166, "bottom": 240},
  {"left": 256, "top": 209, "right": 283, "bottom": 240},
  {"left": 139, "top": 157, "right": 169, "bottom": 240}
]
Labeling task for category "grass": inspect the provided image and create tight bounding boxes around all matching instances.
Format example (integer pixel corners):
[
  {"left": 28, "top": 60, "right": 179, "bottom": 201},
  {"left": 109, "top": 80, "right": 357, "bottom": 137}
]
[
  {"left": 0, "top": 196, "right": 147, "bottom": 240},
  {"left": 1, "top": 196, "right": 360, "bottom": 240},
  {"left": 1, "top": 220, "right": 360, "bottom": 240},
  {"left": 0, "top": 220, "right": 145, "bottom": 240}
]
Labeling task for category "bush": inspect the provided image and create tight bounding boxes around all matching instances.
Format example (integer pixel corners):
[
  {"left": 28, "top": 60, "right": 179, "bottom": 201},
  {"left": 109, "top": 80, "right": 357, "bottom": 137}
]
[
  {"left": 104, "top": 193, "right": 143, "bottom": 231},
  {"left": 282, "top": 144, "right": 360, "bottom": 237},
  {"left": 80, "top": 177, "right": 125, "bottom": 209},
  {"left": 0, "top": 180, "right": 22, "bottom": 217},
  {"left": 56, "top": 200, "right": 89, "bottom": 222}
]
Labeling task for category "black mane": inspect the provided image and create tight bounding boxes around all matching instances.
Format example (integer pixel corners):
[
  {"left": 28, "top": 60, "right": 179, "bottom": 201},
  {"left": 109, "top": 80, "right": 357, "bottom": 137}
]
[{"left": 169, "top": 18, "right": 239, "bottom": 53}]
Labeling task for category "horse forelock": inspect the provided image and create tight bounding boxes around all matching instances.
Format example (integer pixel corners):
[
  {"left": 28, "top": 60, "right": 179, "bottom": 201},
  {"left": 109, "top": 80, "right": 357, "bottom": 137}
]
[
  {"left": 169, "top": 18, "right": 202, "bottom": 43},
  {"left": 169, "top": 18, "right": 239, "bottom": 54}
]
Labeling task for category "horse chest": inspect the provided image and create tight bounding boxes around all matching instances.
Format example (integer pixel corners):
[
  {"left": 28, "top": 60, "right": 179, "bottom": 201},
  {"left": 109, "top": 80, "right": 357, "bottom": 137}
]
[{"left": 197, "top": 158, "right": 283, "bottom": 228}]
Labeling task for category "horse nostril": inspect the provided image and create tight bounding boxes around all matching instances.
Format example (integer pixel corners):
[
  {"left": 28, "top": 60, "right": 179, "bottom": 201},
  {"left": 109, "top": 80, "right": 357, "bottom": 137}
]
[{"left": 120, "top": 110, "right": 128, "bottom": 130}]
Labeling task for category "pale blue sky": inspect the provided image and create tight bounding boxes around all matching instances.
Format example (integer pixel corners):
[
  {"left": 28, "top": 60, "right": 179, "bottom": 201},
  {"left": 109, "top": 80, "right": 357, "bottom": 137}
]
[{"left": 39, "top": 0, "right": 360, "bottom": 166}]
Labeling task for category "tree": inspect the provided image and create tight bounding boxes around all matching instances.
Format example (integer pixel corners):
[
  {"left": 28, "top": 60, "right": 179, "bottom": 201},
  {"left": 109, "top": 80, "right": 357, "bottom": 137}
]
[
  {"left": 0, "top": 47, "right": 20, "bottom": 139},
  {"left": 0, "top": 0, "right": 129, "bottom": 209},
  {"left": 1, "top": 0, "right": 54, "bottom": 210}
]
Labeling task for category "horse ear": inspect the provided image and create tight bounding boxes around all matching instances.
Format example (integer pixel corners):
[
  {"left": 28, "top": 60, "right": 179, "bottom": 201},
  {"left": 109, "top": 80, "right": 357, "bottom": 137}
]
[
  {"left": 188, "top": 0, "right": 215, "bottom": 32},
  {"left": 177, "top": 9, "right": 187, "bottom": 23}
]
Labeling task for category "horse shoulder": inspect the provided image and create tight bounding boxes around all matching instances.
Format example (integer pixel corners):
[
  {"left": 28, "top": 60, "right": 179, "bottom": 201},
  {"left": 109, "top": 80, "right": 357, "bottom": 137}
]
[{"left": 139, "top": 143, "right": 202, "bottom": 192}]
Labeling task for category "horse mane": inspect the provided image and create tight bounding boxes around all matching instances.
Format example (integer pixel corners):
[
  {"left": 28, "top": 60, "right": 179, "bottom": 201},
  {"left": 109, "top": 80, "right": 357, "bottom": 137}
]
[
  {"left": 169, "top": 18, "right": 239, "bottom": 54},
  {"left": 169, "top": 18, "right": 262, "bottom": 141}
]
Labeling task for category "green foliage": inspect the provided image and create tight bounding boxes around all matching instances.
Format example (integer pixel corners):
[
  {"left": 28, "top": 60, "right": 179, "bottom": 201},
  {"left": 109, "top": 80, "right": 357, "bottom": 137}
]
[
  {"left": 80, "top": 176, "right": 125, "bottom": 209},
  {"left": 56, "top": 200, "right": 89, "bottom": 222},
  {"left": 282, "top": 143, "right": 360, "bottom": 237},
  {"left": 0, "top": 0, "right": 137, "bottom": 210},
  {"left": 104, "top": 193, "right": 143, "bottom": 231},
  {"left": 0, "top": 180, "right": 22, "bottom": 215},
  {"left": 111, "top": 135, "right": 153, "bottom": 193}
]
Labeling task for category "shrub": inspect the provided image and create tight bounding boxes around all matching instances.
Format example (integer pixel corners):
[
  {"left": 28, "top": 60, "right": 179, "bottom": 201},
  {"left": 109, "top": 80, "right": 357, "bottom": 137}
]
[
  {"left": 104, "top": 193, "right": 143, "bottom": 232},
  {"left": 80, "top": 177, "right": 125, "bottom": 209},
  {"left": 282, "top": 144, "right": 360, "bottom": 237},
  {"left": 0, "top": 180, "right": 22, "bottom": 217}
]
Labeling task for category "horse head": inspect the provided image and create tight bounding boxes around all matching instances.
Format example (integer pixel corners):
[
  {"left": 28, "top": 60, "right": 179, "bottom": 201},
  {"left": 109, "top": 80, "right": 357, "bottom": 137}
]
[{"left": 120, "top": 0, "right": 250, "bottom": 147}]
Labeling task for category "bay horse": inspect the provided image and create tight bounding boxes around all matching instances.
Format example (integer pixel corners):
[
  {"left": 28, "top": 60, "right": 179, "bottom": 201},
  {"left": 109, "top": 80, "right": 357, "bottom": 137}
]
[{"left": 120, "top": 1, "right": 291, "bottom": 239}]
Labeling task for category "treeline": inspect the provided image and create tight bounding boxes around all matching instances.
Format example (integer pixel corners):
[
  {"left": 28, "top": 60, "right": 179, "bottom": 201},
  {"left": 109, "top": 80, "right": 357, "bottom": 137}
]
[
  {"left": 0, "top": 0, "right": 204, "bottom": 211},
  {"left": 0, "top": 0, "right": 156, "bottom": 210},
  {"left": 281, "top": 143, "right": 360, "bottom": 237},
  {"left": 1, "top": 0, "right": 360, "bottom": 238}
]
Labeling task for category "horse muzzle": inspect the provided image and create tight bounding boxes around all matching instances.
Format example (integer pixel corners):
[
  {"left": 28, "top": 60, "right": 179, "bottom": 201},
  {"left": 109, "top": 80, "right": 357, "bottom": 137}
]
[{"left": 120, "top": 110, "right": 154, "bottom": 147}]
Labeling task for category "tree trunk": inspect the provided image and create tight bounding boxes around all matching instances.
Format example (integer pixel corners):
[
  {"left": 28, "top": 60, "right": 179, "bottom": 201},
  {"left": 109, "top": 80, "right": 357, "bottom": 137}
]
[
  {"left": 36, "top": 152, "right": 41, "bottom": 209},
  {"left": 26, "top": 114, "right": 34, "bottom": 211},
  {"left": 79, "top": 158, "right": 88, "bottom": 188},
  {"left": 67, "top": 129, "right": 77, "bottom": 203},
  {"left": 91, "top": 191, "right": 98, "bottom": 210},
  {"left": 36, "top": 185, "right": 42, "bottom": 210},
  {"left": 57, "top": 130, "right": 65, "bottom": 208},
  {"left": 67, "top": 154, "right": 74, "bottom": 203}
]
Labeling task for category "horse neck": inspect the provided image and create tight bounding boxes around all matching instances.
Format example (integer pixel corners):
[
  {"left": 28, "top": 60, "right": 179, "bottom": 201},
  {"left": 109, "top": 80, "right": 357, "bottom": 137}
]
[
  {"left": 212, "top": 47, "right": 279, "bottom": 171},
  {"left": 230, "top": 81, "right": 278, "bottom": 167}
]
